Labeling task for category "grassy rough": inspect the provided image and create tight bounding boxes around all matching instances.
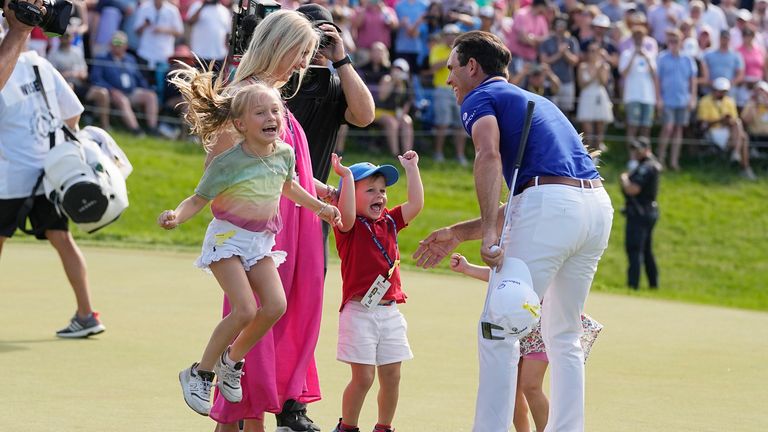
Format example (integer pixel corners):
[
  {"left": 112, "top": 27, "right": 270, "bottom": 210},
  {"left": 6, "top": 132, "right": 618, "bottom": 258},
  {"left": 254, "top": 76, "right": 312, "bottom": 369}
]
[{"left": 57, "top": 132, "right": 768, "bottom": 311}]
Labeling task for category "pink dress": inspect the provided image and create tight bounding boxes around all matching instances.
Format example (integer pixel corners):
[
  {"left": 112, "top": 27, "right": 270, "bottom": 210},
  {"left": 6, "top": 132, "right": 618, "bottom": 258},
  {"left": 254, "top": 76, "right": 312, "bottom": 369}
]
[{"left": 210, "top": 110, "right": 325, "bottom": 423}]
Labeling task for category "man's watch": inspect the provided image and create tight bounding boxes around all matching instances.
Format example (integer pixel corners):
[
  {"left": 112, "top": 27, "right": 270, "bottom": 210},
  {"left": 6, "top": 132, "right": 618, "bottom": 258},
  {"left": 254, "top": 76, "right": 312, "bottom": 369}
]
[{"left": 332, "top": 54, "right": 352, "bottom": 69}]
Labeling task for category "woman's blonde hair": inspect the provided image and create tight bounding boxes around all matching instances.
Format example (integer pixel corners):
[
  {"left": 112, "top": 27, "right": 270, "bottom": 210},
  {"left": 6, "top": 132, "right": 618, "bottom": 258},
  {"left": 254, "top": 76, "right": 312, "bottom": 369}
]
[
  {"left": 168, "top": 65, "right": 282, "bottom": 149},
  {"left": 233, "top": 9, "right": 320, "bottom": 96}
]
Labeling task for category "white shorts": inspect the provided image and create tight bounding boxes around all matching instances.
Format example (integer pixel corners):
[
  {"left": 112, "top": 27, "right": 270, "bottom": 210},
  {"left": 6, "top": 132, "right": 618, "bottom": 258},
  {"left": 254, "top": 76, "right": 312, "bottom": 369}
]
[
  {"left": 194, "top": 218, "right": 287, "bottom": 273},
  {"left": 337, "top": 301, "right": 413, "bottom": 366}
]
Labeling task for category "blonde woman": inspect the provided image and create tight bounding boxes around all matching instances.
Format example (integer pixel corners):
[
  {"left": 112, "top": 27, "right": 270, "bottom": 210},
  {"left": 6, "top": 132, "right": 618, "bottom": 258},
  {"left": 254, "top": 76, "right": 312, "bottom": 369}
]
[{"left": 171, "top": 10, "right": 328, "bottom": 432}]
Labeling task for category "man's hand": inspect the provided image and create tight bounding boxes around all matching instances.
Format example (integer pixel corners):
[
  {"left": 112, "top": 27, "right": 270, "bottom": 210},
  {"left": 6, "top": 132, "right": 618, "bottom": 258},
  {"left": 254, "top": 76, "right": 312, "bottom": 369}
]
[
  {"left": 318, "top": 23, "right": 346, "bottom": 63},
  {"left": 413, "top": 227, "right": 461, "bottom": 268},
  {"left": 480, "top": 237, "right": 504, "bottom": 269},
  {"left": 3, "top": 0, "right": 45, "bottom": 31}
]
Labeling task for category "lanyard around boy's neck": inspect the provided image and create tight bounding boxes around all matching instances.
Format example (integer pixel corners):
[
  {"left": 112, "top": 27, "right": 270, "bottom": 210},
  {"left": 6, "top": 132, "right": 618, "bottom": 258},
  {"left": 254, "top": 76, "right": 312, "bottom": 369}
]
[{"left": 358, "top": 215, "right": 400, "bottom": 279}]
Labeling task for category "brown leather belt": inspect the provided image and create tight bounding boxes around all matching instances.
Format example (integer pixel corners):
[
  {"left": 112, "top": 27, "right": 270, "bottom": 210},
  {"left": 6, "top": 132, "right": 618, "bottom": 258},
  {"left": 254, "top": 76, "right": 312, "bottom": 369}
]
[{"left": 521, "top": 176, "right": 603, "bottom": 192}]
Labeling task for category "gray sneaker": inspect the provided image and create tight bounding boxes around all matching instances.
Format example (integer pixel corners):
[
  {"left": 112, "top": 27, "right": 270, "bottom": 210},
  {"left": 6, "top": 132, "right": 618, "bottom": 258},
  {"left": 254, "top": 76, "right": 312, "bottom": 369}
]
[
  {"left": 56, "top": 312, "right": 106, "bottom": 338},
  {"left": 179, "top": 363, "right": 214, "bottom": 416},
  {"left": 214, "top": 349, "right": 244, "bottom": 403}
]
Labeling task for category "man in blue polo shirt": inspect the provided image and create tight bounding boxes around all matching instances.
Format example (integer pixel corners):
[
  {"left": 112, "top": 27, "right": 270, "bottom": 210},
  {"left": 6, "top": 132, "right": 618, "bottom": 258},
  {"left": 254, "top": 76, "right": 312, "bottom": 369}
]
[{"left": 413, "top": 31, "right": 614, "bottom": 432}]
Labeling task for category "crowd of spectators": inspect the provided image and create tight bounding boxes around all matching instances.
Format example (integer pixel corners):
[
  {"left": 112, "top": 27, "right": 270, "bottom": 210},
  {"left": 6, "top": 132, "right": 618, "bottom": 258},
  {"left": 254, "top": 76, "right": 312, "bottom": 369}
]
[{"left": 5, "top": 0, "right": 768, "bottom": 177}]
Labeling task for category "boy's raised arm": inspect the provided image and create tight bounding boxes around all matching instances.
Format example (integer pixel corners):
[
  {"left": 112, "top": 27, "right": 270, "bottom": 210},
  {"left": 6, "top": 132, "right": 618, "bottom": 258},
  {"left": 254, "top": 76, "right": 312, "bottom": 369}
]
[
  {"left": 398, "top": 151, "right": 424, "bottom": 224},
  {"left": 332, "top": 153, "right": 357, "bottom": 232}
]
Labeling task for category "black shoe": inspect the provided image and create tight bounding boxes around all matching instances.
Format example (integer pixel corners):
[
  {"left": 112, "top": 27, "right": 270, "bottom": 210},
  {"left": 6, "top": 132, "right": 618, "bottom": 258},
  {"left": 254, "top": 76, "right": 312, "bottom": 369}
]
[{"left": 275, "top": 399, "right": 321, "bottom": 431}]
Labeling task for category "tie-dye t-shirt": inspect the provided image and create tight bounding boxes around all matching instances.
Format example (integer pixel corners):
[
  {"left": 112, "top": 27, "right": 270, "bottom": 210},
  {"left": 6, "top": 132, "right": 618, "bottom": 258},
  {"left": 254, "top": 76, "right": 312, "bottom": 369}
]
[{"left": 195, "top": 140, "right": 295, "bottom": 233}]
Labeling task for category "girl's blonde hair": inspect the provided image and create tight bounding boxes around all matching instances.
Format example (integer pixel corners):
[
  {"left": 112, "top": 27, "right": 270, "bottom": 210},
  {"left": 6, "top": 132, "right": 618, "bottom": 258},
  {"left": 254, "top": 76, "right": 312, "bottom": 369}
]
[
  {"left": 169, "top": 65, "right": 282, "bottom": 149},
  {"left": 233, "top": 9, "right": 321, "bottom": 95},
  {"left": 168, "top": 10, "right": 317, "bottom": 148}
]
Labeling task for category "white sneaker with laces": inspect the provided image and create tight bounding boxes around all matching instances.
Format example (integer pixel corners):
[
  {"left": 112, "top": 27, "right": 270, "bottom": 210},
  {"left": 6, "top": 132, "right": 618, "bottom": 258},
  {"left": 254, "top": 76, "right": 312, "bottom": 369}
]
[
  {"left": 179, "top": 363, "right": 214, "bottom": 416},
  {"left": 214, "top": 349, "right": 244, "bottom": 403}
]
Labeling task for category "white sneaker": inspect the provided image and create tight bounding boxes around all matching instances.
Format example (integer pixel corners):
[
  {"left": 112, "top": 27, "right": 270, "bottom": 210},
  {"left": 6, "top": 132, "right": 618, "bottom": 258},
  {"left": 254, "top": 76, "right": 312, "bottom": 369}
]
[
  {"left": 214, "top": 349, "right": 244, "bottom": 403},
  {"left": 179, "top": 363, "right": 214, "bottom": 416}
]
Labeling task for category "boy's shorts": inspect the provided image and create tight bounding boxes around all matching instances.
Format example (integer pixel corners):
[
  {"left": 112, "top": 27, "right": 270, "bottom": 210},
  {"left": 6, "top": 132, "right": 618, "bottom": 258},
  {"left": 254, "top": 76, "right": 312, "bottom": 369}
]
[
  {"left": 194, "top": 218, "right": 286, "bottom": 273},
  {"left": 337, "top": 301, "right": 413, "bottom": 366},
  {"left": 0, "top": 195, "right": 68, "bottom": 240}
]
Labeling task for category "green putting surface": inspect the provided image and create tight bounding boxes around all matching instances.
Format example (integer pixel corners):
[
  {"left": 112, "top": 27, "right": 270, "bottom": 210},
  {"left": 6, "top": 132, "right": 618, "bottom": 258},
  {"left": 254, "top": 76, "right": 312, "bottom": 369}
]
[{"left": 1, "top": 243, "right": 766, "bottom": 431}]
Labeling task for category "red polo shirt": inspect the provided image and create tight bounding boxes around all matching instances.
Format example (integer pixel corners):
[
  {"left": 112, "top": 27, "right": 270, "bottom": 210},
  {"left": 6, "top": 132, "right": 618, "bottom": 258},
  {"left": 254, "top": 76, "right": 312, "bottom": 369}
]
[{"left": 334, "top": 205, "right": 408, "bottom": 310}]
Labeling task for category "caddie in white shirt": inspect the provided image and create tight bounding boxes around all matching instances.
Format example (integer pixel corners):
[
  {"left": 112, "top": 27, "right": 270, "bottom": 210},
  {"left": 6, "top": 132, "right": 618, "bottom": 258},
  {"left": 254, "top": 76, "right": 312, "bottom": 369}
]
[{"left": 0, "top": 49, "right": 106, "bottom": 339}]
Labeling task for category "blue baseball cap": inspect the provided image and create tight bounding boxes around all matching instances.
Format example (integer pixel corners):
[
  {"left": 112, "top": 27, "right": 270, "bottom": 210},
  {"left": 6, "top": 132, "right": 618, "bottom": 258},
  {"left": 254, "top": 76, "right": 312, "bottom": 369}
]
[{"left": 338, "top": 162, "right": 399, "bottom": 190}]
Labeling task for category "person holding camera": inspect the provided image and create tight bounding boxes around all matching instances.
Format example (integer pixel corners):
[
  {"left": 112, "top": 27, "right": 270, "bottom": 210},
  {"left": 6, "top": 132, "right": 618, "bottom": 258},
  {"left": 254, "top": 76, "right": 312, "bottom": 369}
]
[
  {"left": 0, "top": 0, "right": 44, "bottom": 89},
  {"left": 620, "top": 137, "right": 662, "bottom": 290},
  {"left": 0, "top": 45, "right": 105, "bottom": 338}
]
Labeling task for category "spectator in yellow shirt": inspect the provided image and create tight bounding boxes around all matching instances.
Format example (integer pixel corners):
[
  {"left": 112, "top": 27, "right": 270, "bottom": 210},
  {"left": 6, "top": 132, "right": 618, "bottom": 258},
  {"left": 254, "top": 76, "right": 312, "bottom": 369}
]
[
  {"left": 429, "top": 24, "right": 468, "bottom": 165},
  {"left": 697, "top": 77, "right": 756, "bottom": 179}
]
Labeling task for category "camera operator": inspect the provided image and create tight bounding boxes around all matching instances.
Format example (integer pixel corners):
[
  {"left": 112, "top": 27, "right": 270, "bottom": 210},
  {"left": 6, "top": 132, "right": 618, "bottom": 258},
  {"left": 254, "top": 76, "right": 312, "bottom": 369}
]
[
  {"left": 0, "top": 0, "right": 44, "bottom": 89},
  {"left": 279, "top": 4, "right": 374, "bottom": 430},
  {"left": 0, "top": 44, "right": 105, "bottom": 338}
]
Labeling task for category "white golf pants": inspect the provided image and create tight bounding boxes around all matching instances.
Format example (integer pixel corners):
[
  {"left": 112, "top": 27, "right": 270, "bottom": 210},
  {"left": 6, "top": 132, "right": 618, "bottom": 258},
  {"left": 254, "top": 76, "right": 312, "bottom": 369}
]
[{"left": 473, "top": 184, "right": 613, "bottom": 432}]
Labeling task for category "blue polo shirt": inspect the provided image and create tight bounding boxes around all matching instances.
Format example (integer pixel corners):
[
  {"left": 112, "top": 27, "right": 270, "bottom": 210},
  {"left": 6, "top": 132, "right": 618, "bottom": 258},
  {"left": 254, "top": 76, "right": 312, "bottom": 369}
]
[
  {"left": 704, "top": 50, "right": 743, "bottom": 83},
  {"left": 657, "top": 51, "right": 697, "bottom": 108},
  {"left": 461, "top": 79, "right": 599, "bottom": 194},
  {"left": 394, "top": 0, "right": 429, "bottom": 55}
]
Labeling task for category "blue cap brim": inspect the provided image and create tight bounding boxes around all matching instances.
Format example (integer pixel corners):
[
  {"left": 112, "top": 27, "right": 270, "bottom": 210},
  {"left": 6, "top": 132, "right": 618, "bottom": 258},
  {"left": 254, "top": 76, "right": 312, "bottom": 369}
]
[{"left": 338, "top": 163, "right": 400, "bottom": 191}]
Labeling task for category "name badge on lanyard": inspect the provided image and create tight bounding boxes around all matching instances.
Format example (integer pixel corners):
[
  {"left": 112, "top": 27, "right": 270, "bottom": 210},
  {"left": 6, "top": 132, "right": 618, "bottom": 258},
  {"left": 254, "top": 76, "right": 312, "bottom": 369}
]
[{"left": 359, "top": 215, "right": 400, "bottom": 310}]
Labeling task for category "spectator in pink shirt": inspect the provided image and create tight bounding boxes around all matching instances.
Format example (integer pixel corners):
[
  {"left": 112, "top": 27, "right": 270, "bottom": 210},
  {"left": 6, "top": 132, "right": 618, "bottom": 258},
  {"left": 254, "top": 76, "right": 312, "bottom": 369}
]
[
  {"left": 352, "top": 0, "right": 399, "bottom": 65},
  {"left": 736, "top": 28, "right": 766, "bottom": 107},
  {"left": 506, "top": 0, "right": 550, "bottom": 73}
]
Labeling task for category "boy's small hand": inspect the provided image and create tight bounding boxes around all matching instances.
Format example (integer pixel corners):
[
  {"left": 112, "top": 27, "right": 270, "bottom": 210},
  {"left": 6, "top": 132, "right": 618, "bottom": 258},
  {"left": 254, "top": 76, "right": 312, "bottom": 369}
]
[
  {"left": 450, "top": 253, "right": 468, "bottom": 273},
  {"left": 332, "top": 153, "right": 352, "bottom": 178},
  {"left": 158, "top": 210, "right": 178, "bottom": 230},
  {"left": 398, "top": 150, "right": 419, "bottom": 167}
]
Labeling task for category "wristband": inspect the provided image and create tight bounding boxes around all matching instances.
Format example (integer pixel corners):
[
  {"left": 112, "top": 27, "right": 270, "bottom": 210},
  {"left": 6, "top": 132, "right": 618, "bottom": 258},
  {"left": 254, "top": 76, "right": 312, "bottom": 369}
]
[{"left": 332, "top": 54, "right": 352, "bottom": 69}]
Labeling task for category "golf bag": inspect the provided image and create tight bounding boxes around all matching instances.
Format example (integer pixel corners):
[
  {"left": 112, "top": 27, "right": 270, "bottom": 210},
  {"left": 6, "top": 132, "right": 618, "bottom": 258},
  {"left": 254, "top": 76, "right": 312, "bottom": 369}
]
[{"left": 41, "top": 126, "right": 130, "bottom": 233}]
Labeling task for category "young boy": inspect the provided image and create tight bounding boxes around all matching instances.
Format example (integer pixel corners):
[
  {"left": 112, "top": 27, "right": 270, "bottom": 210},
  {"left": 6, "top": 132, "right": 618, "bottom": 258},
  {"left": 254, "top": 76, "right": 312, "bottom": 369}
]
[{"left": 331, "top": 151, "right": 424, "bottom": 432}]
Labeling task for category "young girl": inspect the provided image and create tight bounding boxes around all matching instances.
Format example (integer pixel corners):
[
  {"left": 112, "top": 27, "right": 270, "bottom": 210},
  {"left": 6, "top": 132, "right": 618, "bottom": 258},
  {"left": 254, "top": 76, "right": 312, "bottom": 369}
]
[
  {"left": 449, "top": 253, "right": 603, "bottom": 432},
  {"left": 158, "top": 77, "right": 342, "bottom": 417},
  {"left": 331, "top": 151, "right": 424, "bottom": 432}
]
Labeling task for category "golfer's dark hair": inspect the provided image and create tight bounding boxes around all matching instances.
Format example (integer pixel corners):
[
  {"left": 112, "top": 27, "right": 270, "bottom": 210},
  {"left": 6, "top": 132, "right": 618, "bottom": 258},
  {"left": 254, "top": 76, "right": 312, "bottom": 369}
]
[{"left": 452, "top": 31, "right": 511, "bottom": 77}]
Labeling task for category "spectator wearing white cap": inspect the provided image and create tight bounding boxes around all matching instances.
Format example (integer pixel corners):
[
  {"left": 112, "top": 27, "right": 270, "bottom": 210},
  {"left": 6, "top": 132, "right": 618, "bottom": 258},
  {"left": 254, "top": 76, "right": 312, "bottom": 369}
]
[
  {"left": 583, "top": 14, "right": 620, "bottom": 70},
  {"left": 429, "top": 24, "right": 468, "bottom": 165},
  {"left": 697, "top": 77, "right": 756, "bottom": 179},
  {"left": 647, "top": 0, "right": 685, "bottom": 45},
  {"left": 729, "top": 9, "right": 759, "bottom": 50}
]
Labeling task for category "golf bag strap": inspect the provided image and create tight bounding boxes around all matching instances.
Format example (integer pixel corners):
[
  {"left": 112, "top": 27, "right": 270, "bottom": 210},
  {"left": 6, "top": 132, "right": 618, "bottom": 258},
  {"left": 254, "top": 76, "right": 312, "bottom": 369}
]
[
  {"left": 16, "top": 173, "right": 48, "bottom": 236},
  {"left": 33, "top": 65, "right": 81, "bottom": 148}
]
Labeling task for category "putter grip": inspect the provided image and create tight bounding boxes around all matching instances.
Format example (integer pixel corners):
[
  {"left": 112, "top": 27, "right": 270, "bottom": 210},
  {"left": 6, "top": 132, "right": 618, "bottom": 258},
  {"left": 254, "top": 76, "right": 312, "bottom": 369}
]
[{"left": 513, "top": 100, "right": 536, "bottom": 170}]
